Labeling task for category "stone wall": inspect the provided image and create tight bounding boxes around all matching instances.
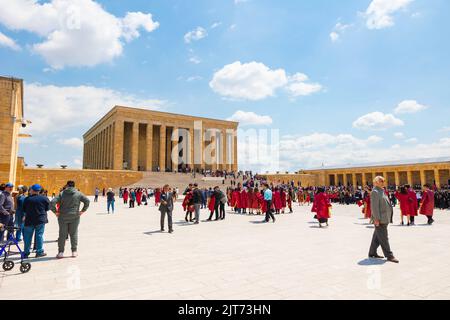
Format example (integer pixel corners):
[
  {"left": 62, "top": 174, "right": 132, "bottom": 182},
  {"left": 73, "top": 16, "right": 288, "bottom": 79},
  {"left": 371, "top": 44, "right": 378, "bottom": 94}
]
[
  {"left": 261, "top": 174, "right": 318, "bottom": 187},
  {"left": 16, "top": 158, "right": 143, "bottom": 195}
]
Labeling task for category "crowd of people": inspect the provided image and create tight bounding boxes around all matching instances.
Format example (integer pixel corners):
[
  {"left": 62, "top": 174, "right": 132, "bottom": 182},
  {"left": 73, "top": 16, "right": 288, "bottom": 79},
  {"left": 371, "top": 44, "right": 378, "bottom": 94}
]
[
  {"left": 2, "top": 171, "right": 449, "bottom": 264},
  {"left": 0, "top": 181, "right": 89, "bottom": 259}
]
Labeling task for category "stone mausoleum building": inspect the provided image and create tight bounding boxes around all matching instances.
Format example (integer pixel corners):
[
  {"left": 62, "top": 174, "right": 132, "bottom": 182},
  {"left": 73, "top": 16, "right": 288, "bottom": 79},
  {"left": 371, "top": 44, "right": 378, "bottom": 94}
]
[{"left": 82, "top": 106, "right": 239, "bottom": 172}]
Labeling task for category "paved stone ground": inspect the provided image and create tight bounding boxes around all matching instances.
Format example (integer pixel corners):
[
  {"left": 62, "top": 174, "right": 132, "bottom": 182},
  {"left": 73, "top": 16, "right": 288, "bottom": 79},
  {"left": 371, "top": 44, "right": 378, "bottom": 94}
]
[{"left": 1, "top": 197, "right": 450, "bottom": 300}]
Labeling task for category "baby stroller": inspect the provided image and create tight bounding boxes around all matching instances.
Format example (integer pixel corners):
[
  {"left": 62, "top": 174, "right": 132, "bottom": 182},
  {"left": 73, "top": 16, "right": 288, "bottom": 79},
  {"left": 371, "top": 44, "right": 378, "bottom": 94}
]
[{"left": 0, "top": 224, "right": 31, "bottom": 273}]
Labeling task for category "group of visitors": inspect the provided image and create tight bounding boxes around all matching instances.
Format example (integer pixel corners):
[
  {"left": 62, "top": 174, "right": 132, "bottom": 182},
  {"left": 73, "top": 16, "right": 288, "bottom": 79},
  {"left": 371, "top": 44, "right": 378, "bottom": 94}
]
[{"left": 0, "top": 181, "right": 89, "bottom": 259}]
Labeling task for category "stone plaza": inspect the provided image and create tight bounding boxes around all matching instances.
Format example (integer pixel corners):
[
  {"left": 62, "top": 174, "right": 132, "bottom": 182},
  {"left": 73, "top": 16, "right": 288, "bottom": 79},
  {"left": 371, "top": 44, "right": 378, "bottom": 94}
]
[{"left": 1, "top": 198, "right": 449, "bottom": 300}]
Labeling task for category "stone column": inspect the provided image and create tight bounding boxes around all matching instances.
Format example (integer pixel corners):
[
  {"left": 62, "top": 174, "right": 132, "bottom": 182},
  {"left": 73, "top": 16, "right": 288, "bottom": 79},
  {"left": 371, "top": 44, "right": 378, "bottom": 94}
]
[
  {"left": 159, "top": 125, "right": 166, "bottom": 171},
  {"left": 343, "top": 173, "right": 348, "bottom": 187},
  {"left": 146, "top": 124, "right": 153, "bottom": 171},
  {"left": 352, "top": 173, "right": 357, "bottom": 187},
  {"left": 334, "top": 174, "right": 338, "bottom": 186},
  {"left": 211, "top": 129, "right": 217, "bottom": 171},
  {"left": 420, "top": 170, "right": 426, "bottom": 186},
  {"left": 189, "top": 128, "right": 194, "bottom": 170},
  {"left": 222, "top": 129, "right": 227, "bottom": 171},
  {"left": 394, "top": 171, "right": 400, "bottom": 187},
  {"left": 233, "top": 130, "right": 238, "bottom": 171},
  {"left": 362, "top": 172, "right": 367, "bottom": 187},
  {"left": 434, "top": 169, "right": 440, "bottom": 188},
  {"left": 172, "top": 127, "right": 179, "bottom": 172},
  {"left": 130, "top": 123, "right": 139, "bottom": 171},
  {"left": 407, "top": 171, "right": 413, "bottom": 186},
  {"left": 113, "top": 120, "right": 124, "bottom": 170}
]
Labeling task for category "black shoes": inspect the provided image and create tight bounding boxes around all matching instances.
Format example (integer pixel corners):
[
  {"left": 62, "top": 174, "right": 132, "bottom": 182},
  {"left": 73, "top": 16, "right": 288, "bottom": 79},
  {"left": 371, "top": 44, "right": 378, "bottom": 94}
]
[
  {"left": 387, "top": 257, "right": 400, "bottom": 263},
  {"left": 369, "top": 254, "right": 384, "bottom": 259},
  {"left": 35, "top": 252, "right": 47, "bottom": 258}
]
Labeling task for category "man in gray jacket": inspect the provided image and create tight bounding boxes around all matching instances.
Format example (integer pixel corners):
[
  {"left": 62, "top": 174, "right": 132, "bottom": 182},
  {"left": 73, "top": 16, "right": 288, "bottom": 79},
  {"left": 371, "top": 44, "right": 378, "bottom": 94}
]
[
  {"left": 50, "top": 181, "right": 90, "bottom": 259},
  {"left": 368, "top": 176, "right": 399, "bottom": 263},
  {"left": 159, "top": 184, "right": 174, "bottom": 233}
]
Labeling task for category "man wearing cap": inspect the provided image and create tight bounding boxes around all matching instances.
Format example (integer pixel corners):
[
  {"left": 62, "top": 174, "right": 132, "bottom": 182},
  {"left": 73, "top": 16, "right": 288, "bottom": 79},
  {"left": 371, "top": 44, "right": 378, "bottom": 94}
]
[
  {"left": 0, "top": 182, "right": 15, "bottom": 242},
  {"left": 50, "top": 180, "right": 90, "bottom": 259},
  {"left": 22, "top": 184, "right": 50, "bottom": 258}
]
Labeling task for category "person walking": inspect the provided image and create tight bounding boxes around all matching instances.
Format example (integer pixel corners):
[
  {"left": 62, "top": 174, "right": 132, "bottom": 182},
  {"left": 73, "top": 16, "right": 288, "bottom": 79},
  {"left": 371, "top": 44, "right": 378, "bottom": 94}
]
[
  {"left": 262, "top": 183, "right": 276, "bottom": 223},
  {"left": 22, "top": 184, "right": 50, "bottom": 258},
  {"left": 14, "top": 186, "right": 28, "bottom": 242},
  {"left": 106, "top": 188, "right": 115, "bottom": 214},
  {"left": 192, "top": 183, "right": 202, "bottom": 224},
  {"left": 368, "top": 176, "right": 399, "bottom": 263},
  {"left": 214, "top": 186, "right": 227, "bottom": 220},
  {"left": 419, "top": 184, "right": 435, "bottom": 225},
  {"left": 94, "top": 187, "right": 99, "bottom": 202},
  {"left": 50, "top": 181, "right": 90, "bottom": 259},
  {"left": 159, "top": 184, "right": 174, "bottom": 233},
  {"left": 0, "top": 182, "right": 15, "bottom": 242}
]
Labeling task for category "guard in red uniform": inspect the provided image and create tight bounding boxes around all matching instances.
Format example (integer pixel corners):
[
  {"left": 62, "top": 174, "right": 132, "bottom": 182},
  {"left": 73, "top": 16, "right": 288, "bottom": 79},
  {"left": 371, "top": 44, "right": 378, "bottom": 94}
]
[
  {"left": 406, "top": 185, "right": 418, "bottom": 225},
  {"left": 395, "top": 186, "right": 411, "bottom": 225}
]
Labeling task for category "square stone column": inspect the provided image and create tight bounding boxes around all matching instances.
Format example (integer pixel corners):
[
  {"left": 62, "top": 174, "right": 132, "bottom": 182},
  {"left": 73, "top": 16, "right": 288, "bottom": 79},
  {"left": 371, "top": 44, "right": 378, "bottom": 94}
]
[
  {"left": 113, "top": 120, "right": 124, "bottom": 170},
  {"left": 362, "top": 173, "right": 367, "bottom": 187},
  {"left": 352, "top": 173, "right": 357, "bottom": 187},
  {"left": 159, "top": 125, "right": 166, "bottom": 171},
  {"left": 222, "top": 129, "right": 227, "bottom": 171},
  {"left": 232, "top": 130, "right": 238, "bottom": 172},
  {"left": 189, "top": 128, "right": 194, "bottom": 169},
  {"left": 420, "top": 170, "right": 426, "bottom": 186},
  {"left": 434, "top": 169, "right": 440, "bottom": 188},
  {"left": 146, "top": 124, "right": 153, "bottom": 171},
  {"left": 343, "top": 173, "right": 348, "bottom": 186},
  {"left": 130, "top": 122, "right": 139, "bottom": 171},
  {"left": 172, "top": 127, "right": 179, "bottom": 172},
  {"left": 407, "top": 171, "right": 413, "bottom": 186},
  {"left": 394, "top": 171, "right": 400, "bottom": 187},
  {"left": 211, "top": 129, "right": 218, "bottom": 171}
]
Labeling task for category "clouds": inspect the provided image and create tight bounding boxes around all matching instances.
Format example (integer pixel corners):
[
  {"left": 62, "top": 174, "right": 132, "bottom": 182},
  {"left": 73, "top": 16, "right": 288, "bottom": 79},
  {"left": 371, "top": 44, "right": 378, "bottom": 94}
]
[
  {"left": 227, "top": 110, "right": 273, "bottom": 126},
  {"left": 58, "top": 137, "right": 83, "bottom": 149},
  {"left": 0, "top": 0, "right": 159, "bottom": 69},
  {"left": 209, "top": 61, "right": 322, "bottom": 101},
  {"left": 353, "top": 112, "right": 404, "bottom": 130},
  {"left": 365, "top": 0, "right": 413, "bottom": 30},
  {"left": 330, "top": 22, "right": 351, "bottom": 43},
  {"left": 394, "top": 100, "right": 428, "bottom": 114},
  {"left": 23, "top": 83, "right": 165, "bottom": 135},
  {"left": 184, "top": 27, "right": 207, "bottom": 44},
  {"left": 0, "top": 31, "right": 20, "bottom": 50}
]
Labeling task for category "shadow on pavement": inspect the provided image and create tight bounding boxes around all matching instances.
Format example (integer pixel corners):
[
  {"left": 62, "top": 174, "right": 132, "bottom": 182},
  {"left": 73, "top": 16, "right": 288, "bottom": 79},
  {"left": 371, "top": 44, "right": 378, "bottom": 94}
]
[{"left": 358, "top": 258, "right": 387, "bottom": 266}]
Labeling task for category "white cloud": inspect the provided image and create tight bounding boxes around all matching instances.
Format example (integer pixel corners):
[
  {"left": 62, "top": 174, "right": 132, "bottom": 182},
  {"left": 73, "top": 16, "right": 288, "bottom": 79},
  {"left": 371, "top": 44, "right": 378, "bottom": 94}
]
[
  {"left": 286, "top": 73, "right": 323, "bottom": 97},
  {"left": 0, "top": 0, "right": 159, "bottom": 69},
  {"left": 440, "top": 126, "right": 450, "bottom": 133},
  {"left": 186, "top": 76, "right": 202, "bottom": 82},
  {"left": 394, "top": 100, "right": 428, "bottom": 114},
  {"left": 211, "top": 22, "right": 222, "bottom": 29},
  {"left": 73, "top": 158, "right": 82, "bottom": 166},
  {"left": 189, "top": 56, "right": 201, "bottom": 64},
  {"left": 184, "top": 27, "right": 207, "bottom": 43},
  {"left": 394, "top": 132, "right": 405, "bottom": 139},
  {"left": 405, "top": 137, "right": 418, "bottom": 143},
  {"left": 210, "top": 62, "right": 322, "bottom": 101},
  {"left": 330, "top": 22, "right": 351, "bottom": 42},
  {"left": 0, "top": 31, "right": 20, "bottom": 50},
  {"left": 241, "top": 131, "right": 450, "bottom": 172},
  {"left": 22, "top": 83, "right": 166, "bottom": 135},
  {"left": 58, "top": 137, "right": 83, "bottom": 149},
  {"left": 227, "top": 110, "right": 273, "bottom": 126},
  {"left": 353, "top": 112, "right": 404, "bottom": 130},
  {"left": 365, "top": 0, "right": 413, "bottom": 30},
  {"left": 330, "top": 32, "right": 339, "bottom": 42}
]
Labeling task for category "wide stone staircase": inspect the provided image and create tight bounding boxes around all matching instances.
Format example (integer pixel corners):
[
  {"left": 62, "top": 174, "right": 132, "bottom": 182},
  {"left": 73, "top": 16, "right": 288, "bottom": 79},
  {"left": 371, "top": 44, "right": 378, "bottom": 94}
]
[{"left": 125, "top": 171, "right": 243, "bottom": 190}]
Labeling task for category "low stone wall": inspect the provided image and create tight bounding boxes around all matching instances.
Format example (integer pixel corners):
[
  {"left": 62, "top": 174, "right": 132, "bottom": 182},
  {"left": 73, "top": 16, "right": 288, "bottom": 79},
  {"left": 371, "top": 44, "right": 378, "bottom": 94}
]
[
  {"left": 261, "top": 174, "right": 318, "bottom": 187},
  {"left": 16, "top": 162, "right": 143, "bottom": 195}
]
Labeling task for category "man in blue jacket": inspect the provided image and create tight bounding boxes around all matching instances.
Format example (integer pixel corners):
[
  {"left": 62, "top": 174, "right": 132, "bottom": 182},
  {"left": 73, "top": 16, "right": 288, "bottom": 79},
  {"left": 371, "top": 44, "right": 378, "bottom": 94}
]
[{"left": 23, "top": 184, "right": 50, "bottom": 258}]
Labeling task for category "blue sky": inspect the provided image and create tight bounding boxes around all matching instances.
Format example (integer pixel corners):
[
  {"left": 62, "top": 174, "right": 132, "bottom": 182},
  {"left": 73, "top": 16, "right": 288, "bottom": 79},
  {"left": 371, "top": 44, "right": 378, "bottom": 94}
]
[{"left": 0, "top": 0, "right": 449, "bottom": 172}]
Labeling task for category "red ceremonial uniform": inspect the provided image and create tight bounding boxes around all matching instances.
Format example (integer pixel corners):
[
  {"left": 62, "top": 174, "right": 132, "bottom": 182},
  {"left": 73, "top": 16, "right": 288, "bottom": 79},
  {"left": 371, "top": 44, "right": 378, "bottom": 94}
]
[
  {"left": 363, "top": 193, "right": 371, "bottom": 218},
  {"left": 240, "top": 190, "right": 248, "bottom": 209},
  {"left": 273, "top": 191, "right": 282, "bottom": 210},
  {"left": 311, "top": 192, "right": 331, "bottom": 219},
  {"left": 395, "top": 191, "right": 411, "bottom": 216},
  {"left": 407, "top": 190, "right": 418, "bottom": 217},
  {"left": 280, "top": 191, "right": 287, "bottom": 208},
  {"left": 420, "top": 190, "right": 435, "bottom": 216},
  {"left": 252, "top": 193, "right": 261, "bottom": 209},
  {"left": 259, "top": 192, "right": 267, "bottom": 212},
  {"left": 123, "top": 190, "right": 129, "bottom": 202},
  {"left": 155, "top": 190, "right": 161, "bottom": 205},
  {"left": 208, "top": 196, "right": 216, "bottom": 213}
]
